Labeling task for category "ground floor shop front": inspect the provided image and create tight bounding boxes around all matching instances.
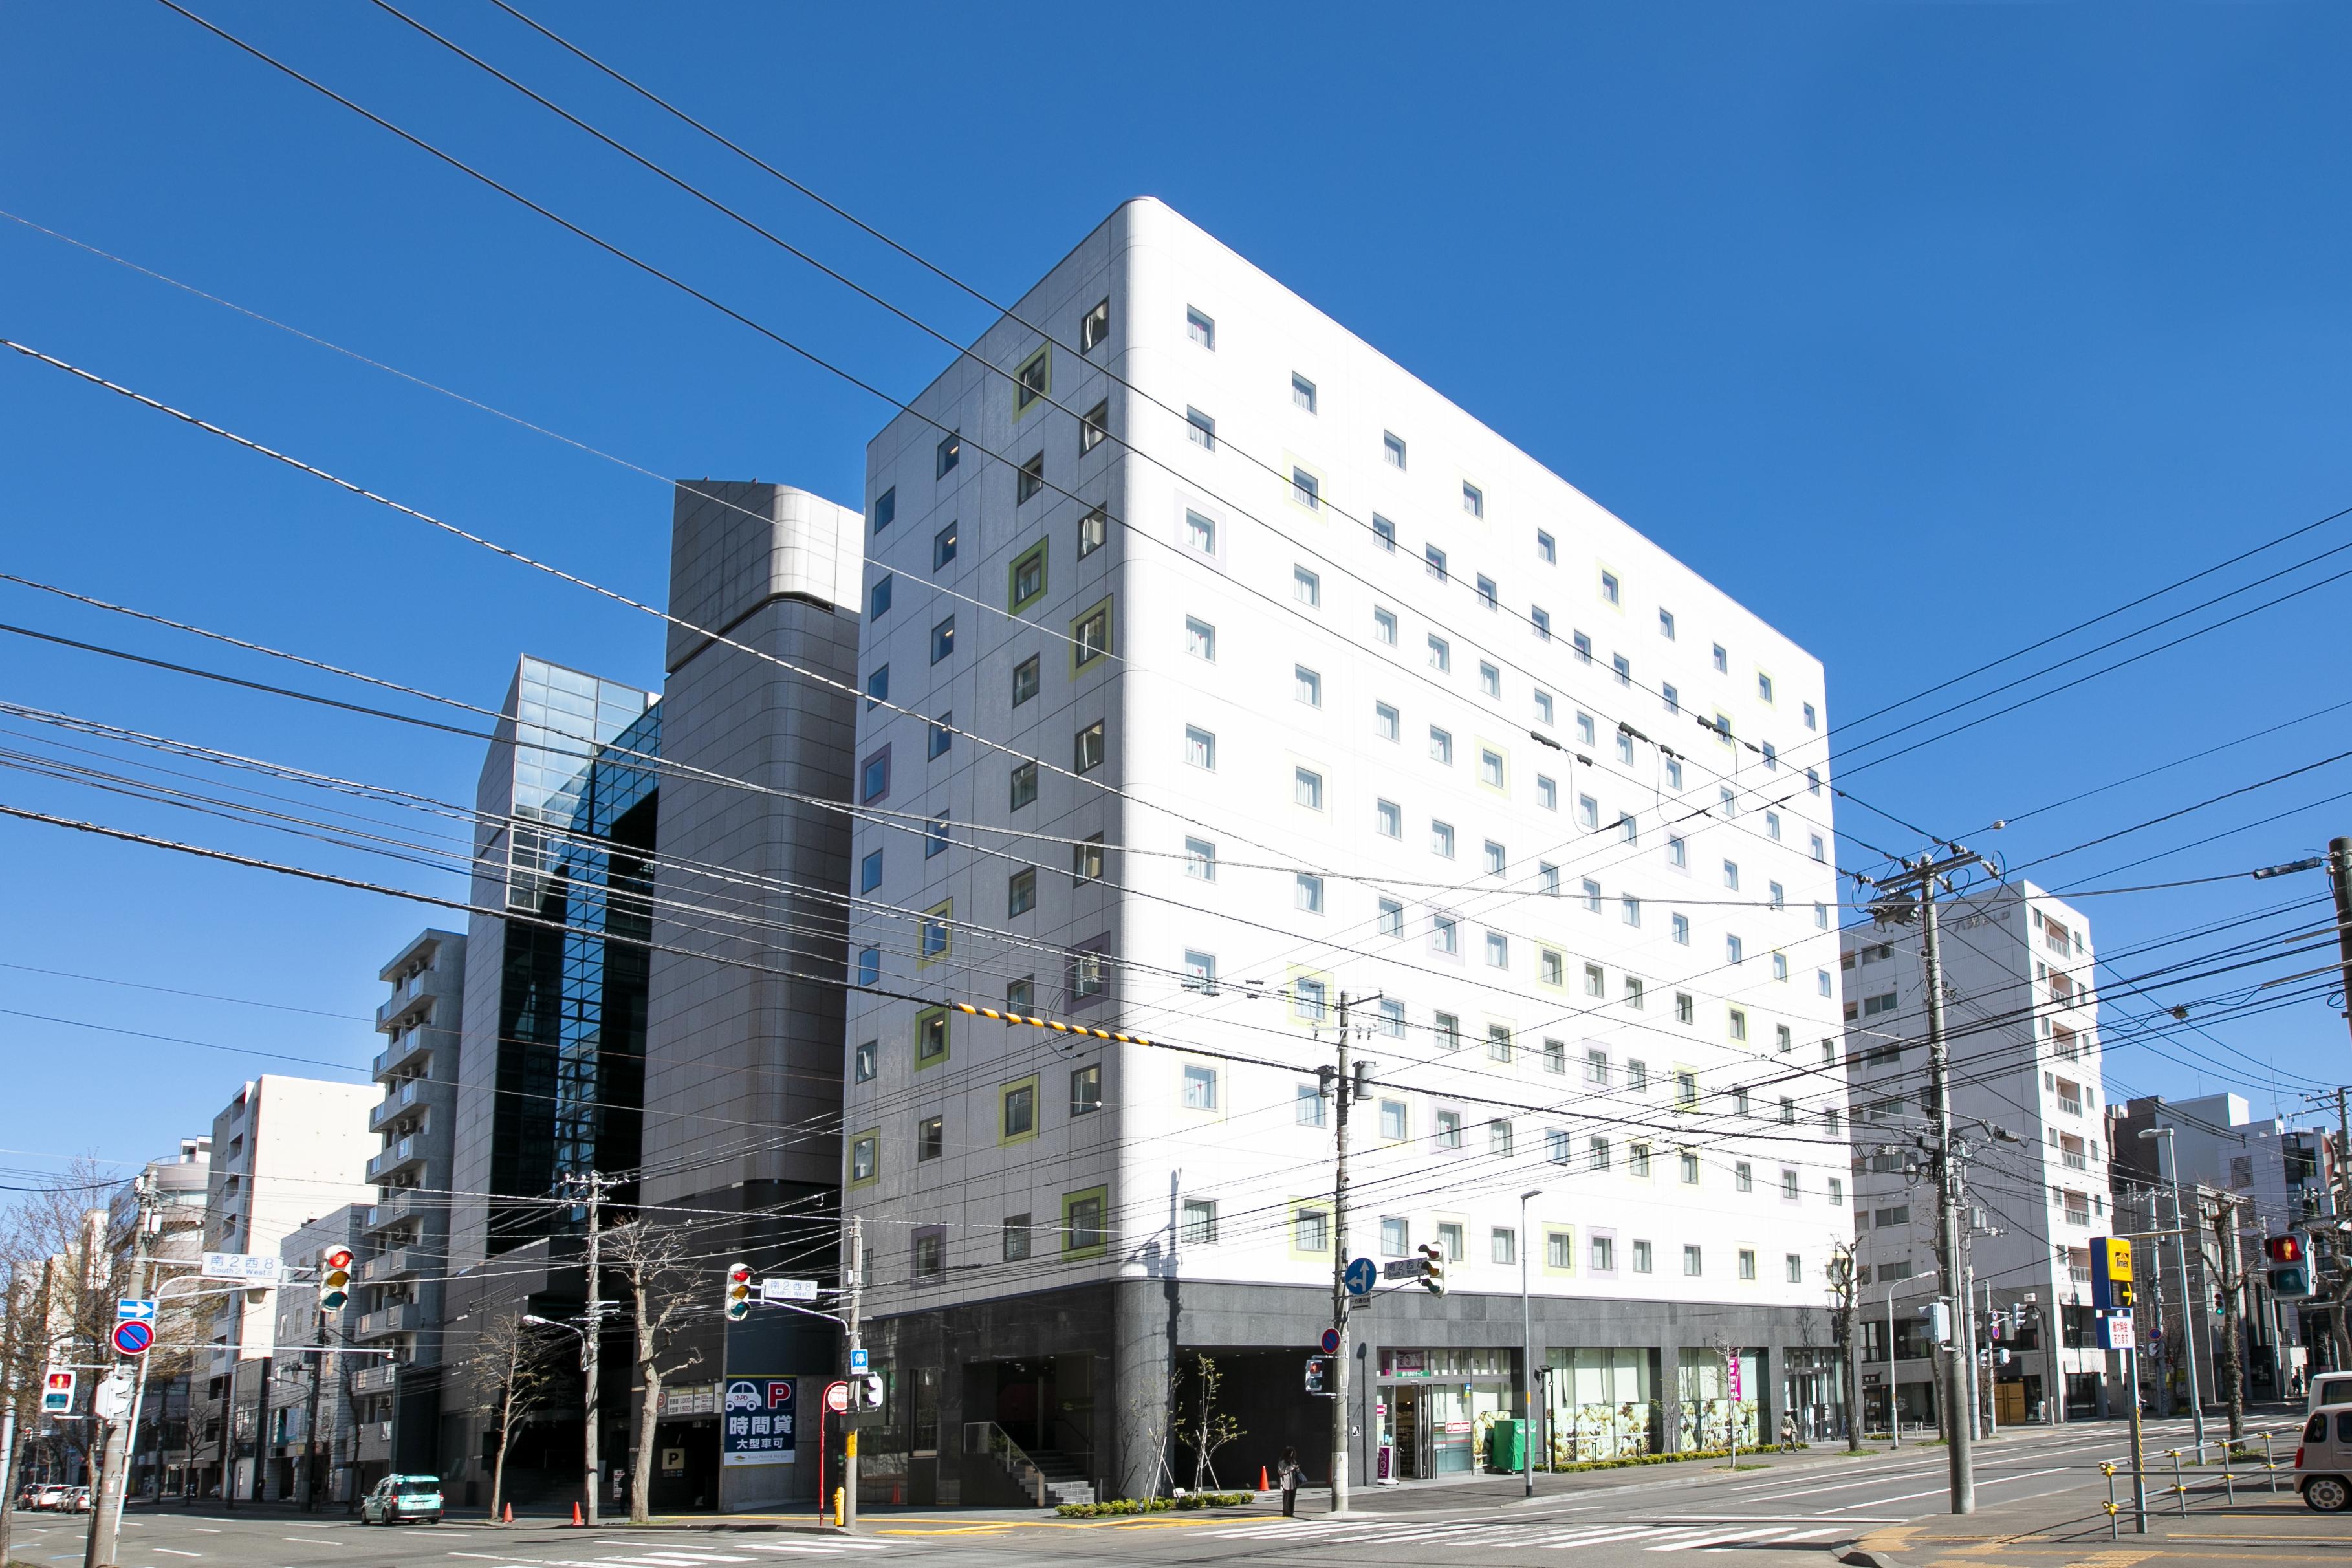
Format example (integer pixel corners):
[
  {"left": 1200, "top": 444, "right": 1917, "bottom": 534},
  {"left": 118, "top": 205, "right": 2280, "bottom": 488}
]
[{"left": 858, "top": 1278, "right": 1837, "bottom": 1504}]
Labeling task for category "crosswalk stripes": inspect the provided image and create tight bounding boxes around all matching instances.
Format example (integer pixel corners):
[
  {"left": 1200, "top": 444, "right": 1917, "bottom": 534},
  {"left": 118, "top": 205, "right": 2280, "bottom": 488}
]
[{"left": 1204, "top": 1516, "right": 1863, "bottom": 1552}]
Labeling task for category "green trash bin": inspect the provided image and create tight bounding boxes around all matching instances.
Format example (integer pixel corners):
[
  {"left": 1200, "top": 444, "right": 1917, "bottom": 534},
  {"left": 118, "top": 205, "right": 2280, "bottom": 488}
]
[{"left": 1487, "top": 1418, "right": 1527, "bottom": 1472}]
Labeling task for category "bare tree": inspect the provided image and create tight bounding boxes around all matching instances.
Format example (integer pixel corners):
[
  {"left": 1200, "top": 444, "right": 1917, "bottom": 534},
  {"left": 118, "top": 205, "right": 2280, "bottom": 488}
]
[
  {"left": 605, "top": 1222, "right": 701, "bottom": 1524},
  {"left": 2209, "top": 1195, "right": 2248, "bottom": 1443},
  {"left": 1173, "top": 1354, "right": 1244, "bottom": 1491},
  {"left": 1827, "top": 1243, "right": 1860, "bottom": 1452},
  {"left": 464, "top": 1309, "right": 560, "bottom": 1524}
]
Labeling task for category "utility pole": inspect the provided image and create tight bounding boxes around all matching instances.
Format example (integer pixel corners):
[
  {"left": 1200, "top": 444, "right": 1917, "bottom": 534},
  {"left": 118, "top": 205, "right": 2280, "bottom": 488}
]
[
  {"left": 1327, "top": 992, "right": 1362, "bottom": 1517},
  {"left": 842, "top": 1214, "right": 862, "bottom": 1533},
  {"left": 299, "top": 1332, "right": 322, "bottom": 1511},
  {"left": 1868, "top": 847, "right": 1987, "bottom": 1515},
  {"left": 86, "top": 1171, "right": 155, "bottom": 1568},
  {"left": 1838, "top": 1250, "right": 1861, "bottom": 1453},
  {"left": 575, "top": 1171, "right": 609, "bottom": 1527},
  {"left": 2213, "top": 1196, "right": 2247, "bottom": 1442}
]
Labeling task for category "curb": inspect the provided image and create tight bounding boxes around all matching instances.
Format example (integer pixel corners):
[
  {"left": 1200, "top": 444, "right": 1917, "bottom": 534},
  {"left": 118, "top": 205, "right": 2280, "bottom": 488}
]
[{"left": 1837, "top": 1551, "right": 1910, "bottom": 1568}]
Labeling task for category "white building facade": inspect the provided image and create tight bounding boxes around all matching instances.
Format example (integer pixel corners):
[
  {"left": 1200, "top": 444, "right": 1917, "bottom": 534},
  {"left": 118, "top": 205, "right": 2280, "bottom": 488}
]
[
  {"left": 1842, "top": 882, "right": 2110, "bottom": 1426},
  {"left": 844, "top": 199, "right": 1849, "bottom": 1502}
]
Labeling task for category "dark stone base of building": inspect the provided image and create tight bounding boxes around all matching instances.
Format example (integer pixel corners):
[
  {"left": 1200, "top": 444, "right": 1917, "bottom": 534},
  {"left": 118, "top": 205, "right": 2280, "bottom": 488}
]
[{"left": 856, "top": 1279, "right": 1840, "bottom": 1505}]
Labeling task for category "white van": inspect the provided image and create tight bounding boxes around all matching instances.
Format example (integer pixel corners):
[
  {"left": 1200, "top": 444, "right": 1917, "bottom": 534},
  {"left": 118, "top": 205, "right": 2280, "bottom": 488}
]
[
  {"left": 2309, "top": 1372, "right": 2352, "bottom": 1415},
  {"left": 2296, "top": 1405, "right": 2352, "bottom": 1511}
]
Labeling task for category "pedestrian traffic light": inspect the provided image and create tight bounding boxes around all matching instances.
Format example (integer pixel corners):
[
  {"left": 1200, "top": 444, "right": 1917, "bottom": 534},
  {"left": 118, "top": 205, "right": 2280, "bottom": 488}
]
[
  {"left": 1304, "top": 1355, "right": 1331, "bottom": 1394},
  {"left": 318, "top": 1247, "right": 353, "bottom": 1312},
  {"left": 855, "top": 1373, "right": 885, "bottom": 1411},
  {"left": 2267, "top": 1233, "right": 2314, "bottom": 1299},
  {"left": 724, "top": 1261, "right": 753, "bottom": 1322},
  {"left": 1418, "top": 1241, "right": 1446, "bottom": 1296}
]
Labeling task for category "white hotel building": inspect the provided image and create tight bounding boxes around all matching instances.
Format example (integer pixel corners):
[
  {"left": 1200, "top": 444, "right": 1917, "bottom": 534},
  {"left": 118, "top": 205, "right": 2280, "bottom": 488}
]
[{"left": 842, "top": 199, "right": 1851, "bottom": 1503}]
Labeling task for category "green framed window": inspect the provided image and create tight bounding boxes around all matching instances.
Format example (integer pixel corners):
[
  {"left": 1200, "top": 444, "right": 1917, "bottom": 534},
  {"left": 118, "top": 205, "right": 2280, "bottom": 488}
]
[
  {"left": 1008, "top": 540, "right": 1049, "bottom": 613},
  {"left": 999, "top": 1075, "right": 1040, "bottom": 1145},
  {"left": 1062, "top": 1186, "right": 1108, "bottom": 1258},
  {"left": 1014, "top": 345, "right": 1051, "bottom": 418},
  {"left": 914, "top": 1007, "right": 950, "bottom": 1070},
  {"left": 848, "top": 1130, "right": 879, "bottom": 1187}
]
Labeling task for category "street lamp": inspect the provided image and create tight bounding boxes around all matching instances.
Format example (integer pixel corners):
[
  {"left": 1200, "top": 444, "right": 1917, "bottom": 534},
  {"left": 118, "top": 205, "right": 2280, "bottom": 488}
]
[
  {"left": 2138, "top": 1126, "right": 2206, "bottom": 1446},
  {"left": 1520, "top": 1188, "right": 1543, "bottom": 1499},
  {"left": 1883, "top": 1269, "right": 1912, "bottom": 1448}
]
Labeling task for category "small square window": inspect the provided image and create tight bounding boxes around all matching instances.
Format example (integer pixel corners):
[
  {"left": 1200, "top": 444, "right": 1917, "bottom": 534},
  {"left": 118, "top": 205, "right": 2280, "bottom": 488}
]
[
  {"left": 1580, "top": 878, "right": 1601, "bottom": 913},
  {"left": 1016, "top": 452, "right": 1045, "bottom": 503},
  {"left": 1483, "top": 839, "right": 1507, "bottom": 875},
  {"left": 871, "top": 487, "right": 895, "bottom": 533},
  {"left": 1383, "top": 431, "right": 1407, "bottom": 468},
  {"left": 1373, "top": 606, "right": 1399, "bottom": 645},
  {"left": 1295, "top": 1085, "right": 1327, "bottom": 1127},
  {"left": 1536, "top": 530, "right": 1556, "bottom": 564},
  {"left": 1804, "top": 701, "right": 1819, "bottom": 730},
  {"left": 1184, "top": 836, "right": 1216, "bottom": 880},
  {"left": 1184, "top": 726, "right": 1215, "bottom": 770},
  {"left": 1182, "top": 1064, "right": 1217, "bottom": 1109},
  {"left": 1009, "top": 761, "right": 1038, "bottom": 810},
  {"left": 1534, "top": 690, "right": 1554, "bottom": 726},
  {"left": 1476, "top": 575, "right": 1499, "bottom": 610},
  {"left": 1430, "top": 913, "right": 1458, "bottom": 953},
  {"left": 1436, "top": 1112, "right": 1462, "bottom": 1151},
  {"left": 1073, "top": 720, "right": 1105, "bottom": 774},
  {"left": 1600, "top": 570, "right": 1620, "bottom": 605},
  {"left": 1375, "top": 702, "right": 1400, "bottom": 741},
  {"left": 1294, "top": 565, "right": 1321, "bottom": 606},
  {"left": 1532, "top": 606, "right": 1552, "bottom": 641},
  {"left": 1012, "top": 655, "right": 1040, "bottom": 705},
  {"left": 1427, "top": 634, "right": 1450, "bottom": 672},
  {"left": 928, "top": 713, "right": 953, "bottom": 759},
  {"left": 860, "top": 748, "right": 891, "bottom": 804},
  {"left": 1431, "top": 820, "right": 1455, "bottom": 858},
  {"left": 1675, "top": 992, "right": 1694, "bottom": 1024},
  {"left": 1078, "top": 506, "right": 1107, "bottom": 557},
  {"left": 1377, "top": 899, "right": 1404, "bottom": 937},
  {"left": 1181, "top": 1199, "right": 1217, "bottom": 1245},
  {"left": 1577, "top": 712, "right": 1597, "bottom": 745},
  {"left": 1380, "top": 1214, "right": 1409, "bottom": 1254},
  {"left": 1738, "top": 1249, "right": 1757, "bottom": 1282},
  {"left": 865, "top": 664, "right": 889, "bottom": 710},
  {"left": 1485, "top": 932, "right": 1509, "bottom": 968},
  {"left": 1684, "top": 1245, "right": 1703, "bottom": 1277},
  {"left": 1536, "top": 777, "right": 1556, "bottom": 811},
  {"left": 1712, "top": 643, "right": 1728, "bottom": 673},
  {"left": 1296, "top": 873, "right": 1324, "bottom": 913},
  {"left": 1662, "top": 682, "right": 1679, "bottom": 715},
  {"left": 1186, "top": 307, "right": 1215, "bottom": 349},
  {"left": 869, "top": 573, "right": 894, "bottom": 620},
  {"left": 1425, "top": 544, "right": 1448, "bottom": 581},
  {"left": 1371, "top": 514, "right": 1397, "bottom": 552},
  {"left": 935, "top": 431, "right": 962, "bottom": 478},
  {"left": 1016, "top": 345, "right": 1050, "bottom": 413},
  {"left": 853, "top": 1039, "right": 876, "bottom": 1082},
  {"left": 1292, "top": 372, "right": 1317, "bottom": 413},
  {"left": 1758, "top": 671, "right": 1774, "bottom": 704},
  {"left": 1292, "top": 467, "right": 1320, "bottom": 509},
  {"left": 1479, "top": 748, "right": 1504, "bottom": 788},
  {"left": 1080, "top": 400, "right": 1109, "bottom": 454},
  {"left": 926, "top": 814, "right": 948, "bottom": 858},
  {"left": 1491, "top": 1226, "right": 1516, "bottom": 1265},
  {"left": 1072, "top": 836, "right": 1104, "bottom": 884},
  {"left": 1293, "top": 767, "right": 1324, "bottom": 811},
  {"left": 1659, "top": 607, "right": 1675, "bottom": 640},
  {"left": 1479, "top": 662, "right": 1502, "bottom": 699},
  {"left": 1186, "top": 510, "right": 1217, "bottom": 555},
  {"left": 930, "top": 616, "right": 955, "bottom": 664},
  {"left": 1186, "top": 616, "right": 1215, "bottom": 660},
  {"left": 932, "top": 521, "right": 959, "bottom": 569},
  {"left": 1080, "top": 297, "right": 1109, "bottom": 353},
  {"left": 1186, "top": 408, "right": 1216, "bottom": 450},
  {"left": 1461, "top": 481, "right": 1484, "bottom": 517},
  {"left": 1612, "top": 654, "right": 1631, "bottom": 687},
  {"left": 858, "top": 849, "right": 883, "bottom": 894},
  {"left": 1294, "top": 665, "right": 1322, "bottom": 707},
  {"left": 1376, "top": 800, "right": 1402, "bottom": 838},
  {"left": 1430, "top": 726, "right": 1453, "bottom": 765}
]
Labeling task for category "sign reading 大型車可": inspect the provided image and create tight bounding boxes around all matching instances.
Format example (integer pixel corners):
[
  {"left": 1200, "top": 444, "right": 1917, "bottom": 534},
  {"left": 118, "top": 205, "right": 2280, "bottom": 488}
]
[{"left": 721, "top": 1376, "right": 796, "bottom": 1466}]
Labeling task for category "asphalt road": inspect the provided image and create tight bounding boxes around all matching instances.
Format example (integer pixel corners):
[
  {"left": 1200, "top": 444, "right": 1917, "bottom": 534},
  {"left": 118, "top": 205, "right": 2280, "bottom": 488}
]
[{"left": 10, "top": 1418, "right": 2334, "bottom": 1568}]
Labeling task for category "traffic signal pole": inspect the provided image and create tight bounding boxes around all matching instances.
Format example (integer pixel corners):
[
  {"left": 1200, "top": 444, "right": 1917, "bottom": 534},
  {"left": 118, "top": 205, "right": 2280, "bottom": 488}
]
[
  {"left": 843, "top": 1215, "right": 862, "bottom": 1534},
  {"left": 578, "top": 1171, "right": 608, "bottom": 1527}
]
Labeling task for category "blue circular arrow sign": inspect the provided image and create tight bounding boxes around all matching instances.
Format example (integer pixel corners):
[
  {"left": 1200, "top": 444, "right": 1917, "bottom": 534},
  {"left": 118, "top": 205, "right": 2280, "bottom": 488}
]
[
  {"left": 111, "top": 1320, "right": 152, "bottom": 1357},
  {"left": 1344, "top": 1257, "right": 1377, "bottom": 1297}
]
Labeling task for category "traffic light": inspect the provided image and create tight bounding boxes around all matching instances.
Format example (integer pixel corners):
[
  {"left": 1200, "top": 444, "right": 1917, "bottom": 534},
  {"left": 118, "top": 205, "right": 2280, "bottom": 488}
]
[
  {"left": 1418, "top": 1241, "right": 1446, "bottom": 1296},
  {"left": 724, "top": 1261, "right": 753, "bottom": 1322},
  {"left": 1304, "top": 1355, "right": 1331, "bottom": 1394},
  {"left": 318, "top": 1248, "right": 353, "bottom": 1312},
  {"left": 855, "top": 1373, "right": 885, "bottom": 1411},
  {"left": 2267, "top": 1233, "right": 2314, "bottom": 1299}
]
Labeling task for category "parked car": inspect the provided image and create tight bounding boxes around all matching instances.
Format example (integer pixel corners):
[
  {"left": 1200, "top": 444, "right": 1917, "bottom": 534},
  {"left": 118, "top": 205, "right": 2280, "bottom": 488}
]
[
  {"left": 63, "top": 1487, "right": 91, "bottom": 1514},
  {"left": 358, "top": 1474, "right": 442, "bottom": 1526},
  {"left": 32, "top": 1485, "right": 69, "bottom": 1510},
  {"left": 2296, "top": 1406, "right": 2352, "bottom": 1510},
  {"left": 14, "top": 1485, "right": 38, "bottom": 1510},
  {"left": 2310, "top": 1372, "right": 2352, "bottom": 1416}
]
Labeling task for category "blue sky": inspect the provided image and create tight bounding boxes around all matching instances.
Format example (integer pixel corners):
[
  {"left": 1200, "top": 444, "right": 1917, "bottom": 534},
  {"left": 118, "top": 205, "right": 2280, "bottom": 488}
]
[{"left": 4, "top": 2, "right": 2350, "bottom": 1179}]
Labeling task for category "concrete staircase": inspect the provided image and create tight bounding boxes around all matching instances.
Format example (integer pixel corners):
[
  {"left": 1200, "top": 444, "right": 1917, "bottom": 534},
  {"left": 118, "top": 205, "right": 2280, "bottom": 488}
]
[{"left": 963, "top": 1422, "right": 1095, "bottom": 1507}]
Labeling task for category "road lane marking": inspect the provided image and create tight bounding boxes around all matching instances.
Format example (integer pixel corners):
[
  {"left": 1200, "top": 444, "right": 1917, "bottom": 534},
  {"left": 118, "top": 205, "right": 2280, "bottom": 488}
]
[{"left": 1649, "top": 1527, "right": 1795, "bottom": 1551}]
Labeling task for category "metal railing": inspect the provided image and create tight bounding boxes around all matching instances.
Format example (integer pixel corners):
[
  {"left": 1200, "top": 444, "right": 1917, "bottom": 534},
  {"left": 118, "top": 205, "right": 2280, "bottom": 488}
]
[{"left": 2098, "top": 1422, "right": 2303, "bottom": 1538}]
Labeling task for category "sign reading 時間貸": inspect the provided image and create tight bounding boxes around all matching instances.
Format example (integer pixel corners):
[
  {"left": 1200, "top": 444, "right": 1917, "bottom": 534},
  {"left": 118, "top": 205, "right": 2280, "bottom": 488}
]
[{"left": 720, "top": 1377, "right": 796, "bottom": 1466}]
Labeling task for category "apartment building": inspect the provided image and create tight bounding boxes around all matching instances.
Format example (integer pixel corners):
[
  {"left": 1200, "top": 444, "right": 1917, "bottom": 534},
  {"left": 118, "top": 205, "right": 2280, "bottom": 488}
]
[
  {"left": 357, "top": 928, "right": 466, "bottom": 1477},
  {"left": 195, "top": 1074, "right": 377, "bottom": 1499},
  {"left": 110, "top": 1136, "right": 211, "bottom": 1497},
  {"left": 1842, "top": 884, "right": 2109, "bottom": 1427},
  {"left": 2109, "top": 1092, "right": 2335, "bottom": 1406},
  {"left": 843, "top": 198, "right": 1848, "bottom": 1503}
]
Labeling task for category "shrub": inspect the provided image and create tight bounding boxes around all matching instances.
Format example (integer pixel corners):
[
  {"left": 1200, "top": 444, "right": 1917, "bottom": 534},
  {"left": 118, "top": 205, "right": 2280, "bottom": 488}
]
[{"left": 1056, "top": 1491, "right": 1254, "bottom": 1518}]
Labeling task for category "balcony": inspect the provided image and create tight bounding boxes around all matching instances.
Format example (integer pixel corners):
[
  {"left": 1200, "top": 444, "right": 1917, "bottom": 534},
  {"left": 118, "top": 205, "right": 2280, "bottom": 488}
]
[
  {"left": 2058, "top": 1094, "right": 2082, "bottom": 1116},
  {"left": 360, "top": 1247, "right": 423, "bottom": 1284},
  {"left": 371, "top": 1028, "right": 432, "bottom": 1082},
  {"left": 367, "top": 1077, "right": 446, "bottom": 1133},
  {"left": 351, "top": 1363, "right": 400, "bottom": 1396},
  {"left": 356, "top": 1301, "right": 420, "bottom": 1340},
  {"left": 375, "top": 979, "right": 433, "bottom": 1034},
  {"left": 365, "top": 1131, "right": 430, "bottom": 1184},
  {"left": 364, "top": 1188, "right": 432, "bottom": 1234},
  {"left": 2062, "top": 1149, "right": 2089, "bottom": 1171}
]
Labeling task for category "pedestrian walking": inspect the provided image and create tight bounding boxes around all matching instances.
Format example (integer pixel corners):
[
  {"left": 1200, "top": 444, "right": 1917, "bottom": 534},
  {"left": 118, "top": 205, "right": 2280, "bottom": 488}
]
[{"left": 1278, "top": 1447, "right": 1301, "bottom": 1517}]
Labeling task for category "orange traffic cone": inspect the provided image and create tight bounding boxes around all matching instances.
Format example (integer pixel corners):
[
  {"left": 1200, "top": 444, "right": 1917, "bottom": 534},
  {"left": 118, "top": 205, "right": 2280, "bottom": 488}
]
[
  {"left": 572, "top": 1501, "right": 583, "bottom": 1527},
  {"left": 503, "top": 1502, "right": 514, "bottom": 1524},
  {"left": 1259, "top": 1465, "right": 1269, "bottom": 1490}
]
